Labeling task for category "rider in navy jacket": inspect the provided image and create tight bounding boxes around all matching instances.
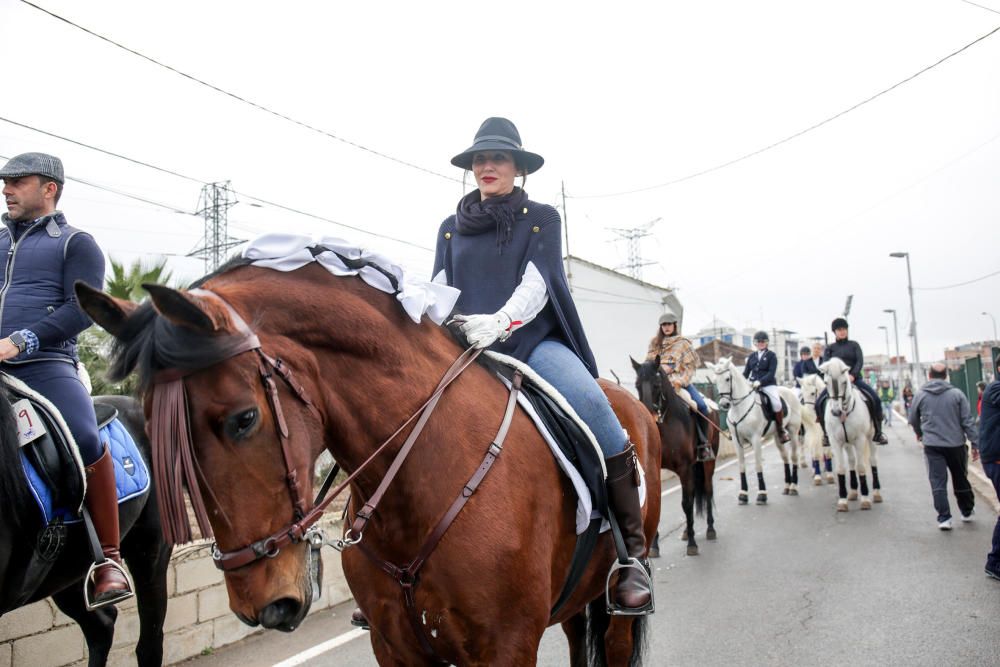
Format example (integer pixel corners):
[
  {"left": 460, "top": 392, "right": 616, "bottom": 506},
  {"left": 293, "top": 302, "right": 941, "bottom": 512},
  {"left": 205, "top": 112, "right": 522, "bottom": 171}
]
[
  {"left": 0, "top": 153, "right": 131, "bottom": 608},
  {"left": 743, "top": 331, "right": 790, "bottom": 442},
  {"left": 744, "top": 348, "right": 777, "bottom": 386}
]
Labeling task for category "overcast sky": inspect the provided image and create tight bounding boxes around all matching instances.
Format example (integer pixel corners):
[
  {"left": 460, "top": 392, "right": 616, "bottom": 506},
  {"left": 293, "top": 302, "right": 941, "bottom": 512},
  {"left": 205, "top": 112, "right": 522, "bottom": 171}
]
[{"left": 2, "top": 0, "right": 998, "bottom": 364}]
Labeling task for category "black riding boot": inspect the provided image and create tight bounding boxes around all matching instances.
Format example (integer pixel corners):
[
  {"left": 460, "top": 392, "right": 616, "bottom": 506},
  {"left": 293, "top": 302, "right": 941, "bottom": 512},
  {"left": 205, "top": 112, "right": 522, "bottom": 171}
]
[
  {"left": 694, "top": 417, "right": 715, "bottom": 461},
  {"left": 818, "top": 395, "right": 830, "bottom": 447},
  {"left": 351, "top": 608, "right": 370, "bottom": 630},
  {"left": 605, "top": 444, "right": 653, "bottom": 614}
]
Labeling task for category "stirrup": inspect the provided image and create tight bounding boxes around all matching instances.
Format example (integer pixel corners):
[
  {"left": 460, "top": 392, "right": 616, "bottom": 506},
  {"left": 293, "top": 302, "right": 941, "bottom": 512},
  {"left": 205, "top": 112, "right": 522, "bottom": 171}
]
[
  {"left": 605, "top": 557, "right": 655, "bottom": 616},
  {"left": 697, "top": 444, "right": 715, "bottom": 462},
  {"left": 84, "top": 560, "right": 135, "bottom": 611}
]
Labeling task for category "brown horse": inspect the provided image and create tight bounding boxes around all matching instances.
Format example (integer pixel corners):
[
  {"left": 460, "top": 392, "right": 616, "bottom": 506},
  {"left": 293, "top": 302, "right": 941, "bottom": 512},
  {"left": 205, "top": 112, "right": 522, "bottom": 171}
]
[
  {"left": 77, "top": 258, "right": 661, "bottom": 666},
  {"left": 632, "top": 358, "right": 718, "bottom": 557}
]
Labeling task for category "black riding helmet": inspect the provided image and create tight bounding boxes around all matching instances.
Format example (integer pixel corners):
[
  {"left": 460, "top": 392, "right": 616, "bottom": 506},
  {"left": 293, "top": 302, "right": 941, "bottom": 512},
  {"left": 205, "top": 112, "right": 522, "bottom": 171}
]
[
  {"left": 753, "top": 330, "right": 769, "bottom": 343},
  {"left": 800, "top": 346, "right": 810, "bottom": 356},
  {"left": 831, "top": 317, "right": 849, "bottom": 332}
]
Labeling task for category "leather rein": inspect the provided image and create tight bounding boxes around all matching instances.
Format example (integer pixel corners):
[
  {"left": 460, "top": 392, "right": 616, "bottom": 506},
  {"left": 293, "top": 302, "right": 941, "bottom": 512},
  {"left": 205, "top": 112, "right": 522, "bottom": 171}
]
[{"left": 150, "top": 289, "right": 487, "bottom": 573}]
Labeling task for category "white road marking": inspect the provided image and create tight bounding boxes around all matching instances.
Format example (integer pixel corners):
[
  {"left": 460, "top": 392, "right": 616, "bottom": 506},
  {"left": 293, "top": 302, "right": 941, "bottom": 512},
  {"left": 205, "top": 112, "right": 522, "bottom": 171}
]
[{"left": 272, "top": 628, "right": 368, "bottom": 667}]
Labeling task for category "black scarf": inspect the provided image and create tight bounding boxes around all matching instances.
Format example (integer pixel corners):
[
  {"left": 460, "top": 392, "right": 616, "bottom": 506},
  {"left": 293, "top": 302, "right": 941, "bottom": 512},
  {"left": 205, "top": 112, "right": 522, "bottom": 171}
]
[{"left": 455, "top": 187, "right": 528, "bottom": 253}]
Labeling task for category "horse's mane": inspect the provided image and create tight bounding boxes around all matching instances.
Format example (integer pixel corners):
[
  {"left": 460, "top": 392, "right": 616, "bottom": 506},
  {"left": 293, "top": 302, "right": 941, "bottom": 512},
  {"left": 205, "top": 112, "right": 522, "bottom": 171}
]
[
  {"left": 108, "top": 258, "right": 260, "bottom": 393},
  {"left": 0, "top": 387, "right": 31, "bottom": 533}
]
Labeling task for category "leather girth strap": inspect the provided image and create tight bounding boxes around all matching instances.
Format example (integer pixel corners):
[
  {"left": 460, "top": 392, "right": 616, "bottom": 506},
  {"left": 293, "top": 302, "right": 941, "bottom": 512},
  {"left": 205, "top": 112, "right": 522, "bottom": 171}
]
[{"left": 356, "top": 371, "right": 523, "bottom": 664}]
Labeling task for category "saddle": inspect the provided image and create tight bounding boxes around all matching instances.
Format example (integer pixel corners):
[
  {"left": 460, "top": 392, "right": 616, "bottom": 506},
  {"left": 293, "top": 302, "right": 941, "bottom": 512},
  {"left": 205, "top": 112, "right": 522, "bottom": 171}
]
[
  {"left": 3, "top": 374, "right": 150, "bottom": 526},
  {"left": 757, "top": 391, "right": 788, "bottom": 435}
]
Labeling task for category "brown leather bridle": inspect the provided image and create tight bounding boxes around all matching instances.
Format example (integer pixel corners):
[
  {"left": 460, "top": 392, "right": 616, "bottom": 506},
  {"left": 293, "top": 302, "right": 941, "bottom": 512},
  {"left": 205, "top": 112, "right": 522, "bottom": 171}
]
[{"left": 149, "top": 289, "right": 487, "bottom": 573}]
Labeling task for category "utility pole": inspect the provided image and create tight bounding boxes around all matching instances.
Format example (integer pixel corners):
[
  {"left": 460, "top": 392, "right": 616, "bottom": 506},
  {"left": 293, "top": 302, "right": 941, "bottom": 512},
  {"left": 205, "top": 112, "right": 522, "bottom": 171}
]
[
  {"left": 884, "top": 309, "right": 903, "bottom": 390},
  {"left": 190, "top": 181, "right": 243, "bottom": 272},
  {"left": 890, "top": 252, "right": 921, "bottom": 387},
  {"left": 608, "top": 217, "right": 661, "bottom": 281},
  {"left": 562, "top": 181, "right": 572, "bottom": 289}
]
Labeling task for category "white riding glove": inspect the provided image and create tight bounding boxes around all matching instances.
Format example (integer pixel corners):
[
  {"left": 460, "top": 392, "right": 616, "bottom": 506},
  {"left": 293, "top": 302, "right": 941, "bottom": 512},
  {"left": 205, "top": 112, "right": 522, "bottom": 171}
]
[
  {"left": 752, "top": 380, "right": 761, "bottom": 389},
  {"left": 452, "top": 312, "right": 514, "bottom": 349}
]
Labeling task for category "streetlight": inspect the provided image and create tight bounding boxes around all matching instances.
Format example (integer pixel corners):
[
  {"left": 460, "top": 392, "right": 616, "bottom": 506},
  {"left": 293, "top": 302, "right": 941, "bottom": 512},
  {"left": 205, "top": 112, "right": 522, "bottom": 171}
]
[
  {"left": 984, "top": 311, "right": 998, "bottom": 343},
  {"left": 890, "top": 252, "right": 922, "bottom": 387},
  {"left": 877, "top": 326, "right": 891, "bottom": 378},
  {"left": 884, "top": 308, "right": 903, "bottom": 390}
]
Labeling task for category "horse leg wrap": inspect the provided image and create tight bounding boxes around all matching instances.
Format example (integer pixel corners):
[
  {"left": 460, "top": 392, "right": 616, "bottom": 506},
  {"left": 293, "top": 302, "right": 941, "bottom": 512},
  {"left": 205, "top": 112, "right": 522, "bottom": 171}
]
[
  {"left": 872, "top": 466, "right": 881, "bottom": 489},
  {"left": 825, "top": 457, "right": 833, "bottom": 473},
  {"left": 756, "top": 471, "right": 766, "bottom": 491},
  {"left": 849, "top": 470, "right": 858, "bottom": 489},
  {"left": 838, "top": 474, "right": 848, "bottom": 499},
  {"left": 859, "top": 474, "right": 870, "bottom": 496},
  {"left": 813, "top": 460, "right": 821, "bottom": 476}
]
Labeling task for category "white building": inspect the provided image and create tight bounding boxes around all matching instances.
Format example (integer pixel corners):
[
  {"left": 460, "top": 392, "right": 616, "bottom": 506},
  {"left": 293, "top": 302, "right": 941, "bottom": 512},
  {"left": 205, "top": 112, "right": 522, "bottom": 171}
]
[{"left": 567, "top": 256, "right": 682, "bottom": 389}]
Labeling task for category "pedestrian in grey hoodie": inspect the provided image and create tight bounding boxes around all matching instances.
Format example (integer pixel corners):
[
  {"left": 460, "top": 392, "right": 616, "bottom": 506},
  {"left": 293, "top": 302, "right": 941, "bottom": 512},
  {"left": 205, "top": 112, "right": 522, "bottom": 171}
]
[{"left": 909, "top": 363, "right": 978, "bottom": 530}]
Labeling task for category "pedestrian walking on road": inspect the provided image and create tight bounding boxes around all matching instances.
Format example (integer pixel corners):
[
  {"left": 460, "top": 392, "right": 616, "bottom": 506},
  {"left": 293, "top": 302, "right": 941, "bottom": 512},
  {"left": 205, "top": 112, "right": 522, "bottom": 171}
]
[
  {"left": 978, "top": 357, "right": 1000, "bottom": 580},
  {"left": 908, "top": 363, "right": 978, "bottom": 530},
  {"left": 879, "top": 379, "right": 895, "bottom": 425}
]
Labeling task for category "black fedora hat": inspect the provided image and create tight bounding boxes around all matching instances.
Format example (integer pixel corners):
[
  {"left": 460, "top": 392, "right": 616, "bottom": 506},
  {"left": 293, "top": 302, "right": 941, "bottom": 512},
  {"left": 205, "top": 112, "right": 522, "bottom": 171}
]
[{"left": 451, "top": 117, "right": 544, "bottom": 174}]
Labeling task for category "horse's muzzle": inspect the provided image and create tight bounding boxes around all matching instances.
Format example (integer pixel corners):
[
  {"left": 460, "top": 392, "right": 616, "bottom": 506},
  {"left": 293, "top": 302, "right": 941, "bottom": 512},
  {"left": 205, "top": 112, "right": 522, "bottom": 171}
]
[
  {"left": 258, "top": 596, "right": 308, "bottom": 632},
  {"left": 719, "top": 398, "right": 731, "bottom": 410}
]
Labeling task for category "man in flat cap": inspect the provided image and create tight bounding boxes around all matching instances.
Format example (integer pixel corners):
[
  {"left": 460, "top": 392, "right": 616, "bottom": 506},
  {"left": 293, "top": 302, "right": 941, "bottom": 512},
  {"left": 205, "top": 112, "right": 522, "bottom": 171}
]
[{"left": 1, "top": 153, "right": 131, "bottom": 607}]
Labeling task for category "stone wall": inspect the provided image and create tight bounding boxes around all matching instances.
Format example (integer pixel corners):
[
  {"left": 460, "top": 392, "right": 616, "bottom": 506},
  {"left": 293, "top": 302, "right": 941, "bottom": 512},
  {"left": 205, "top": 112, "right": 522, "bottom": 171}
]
[{"left": 0, "top": 521, "right": 352, "bottom": 667}]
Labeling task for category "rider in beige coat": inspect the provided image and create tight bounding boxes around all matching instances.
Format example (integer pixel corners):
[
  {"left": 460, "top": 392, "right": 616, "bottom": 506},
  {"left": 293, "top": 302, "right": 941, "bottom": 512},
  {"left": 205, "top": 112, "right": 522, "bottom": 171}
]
[{"left": 646, "top": 310, "right": 714, "bottom": 461}]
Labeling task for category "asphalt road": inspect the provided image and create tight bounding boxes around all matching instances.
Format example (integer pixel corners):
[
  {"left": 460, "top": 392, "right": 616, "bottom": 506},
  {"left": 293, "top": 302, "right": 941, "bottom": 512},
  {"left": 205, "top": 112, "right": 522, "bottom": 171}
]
[{"left": 186, "top": 418, "right": 1000, "bottom": 666}]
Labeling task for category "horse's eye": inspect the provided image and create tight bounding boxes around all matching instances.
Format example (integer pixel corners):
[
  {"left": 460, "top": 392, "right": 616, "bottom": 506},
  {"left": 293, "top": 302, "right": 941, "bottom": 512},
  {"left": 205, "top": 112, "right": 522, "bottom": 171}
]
[{"left": 225, "top": 408, "right": 259, "bottom": 441}]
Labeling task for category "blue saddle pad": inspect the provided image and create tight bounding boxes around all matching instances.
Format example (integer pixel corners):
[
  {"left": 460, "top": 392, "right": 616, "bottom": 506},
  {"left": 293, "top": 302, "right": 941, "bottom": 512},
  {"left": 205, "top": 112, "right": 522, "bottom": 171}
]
[{"left": 20, "top": 417, "right": 150, "bottom": 524}]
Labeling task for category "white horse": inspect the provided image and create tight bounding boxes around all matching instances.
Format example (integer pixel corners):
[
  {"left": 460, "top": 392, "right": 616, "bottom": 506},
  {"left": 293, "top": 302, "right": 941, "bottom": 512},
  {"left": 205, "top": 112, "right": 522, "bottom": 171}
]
[
  {"left": 799, "top": 373, "right": 835, "bottom": 485},
  {"left": 819, "top": 358, "right": 883, "bottom": 510},
  {"left": 705, "top": 357, "right": 803, "bottom": 504}
]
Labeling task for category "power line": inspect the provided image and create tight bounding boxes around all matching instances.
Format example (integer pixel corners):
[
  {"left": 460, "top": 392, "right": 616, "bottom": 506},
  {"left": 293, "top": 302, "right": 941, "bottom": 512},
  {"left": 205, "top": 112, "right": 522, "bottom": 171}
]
[
  {"left": 0, "top": 116, "right": 207, "bottom": 185},
  {"left": 915, "top": 267, "right": 1000, "bottom": 291},
  {"left": 0, "top": 120, "right": 435, "bottom": 252},
  {"left": 19, "top": 0, "right": 462, "bottom": 185},
  {"left": 960, "top": 0, "right": 1000, "bottom": 17},
  {"left": 568, "top": 22, "right": 1000, "bottom": 199}
]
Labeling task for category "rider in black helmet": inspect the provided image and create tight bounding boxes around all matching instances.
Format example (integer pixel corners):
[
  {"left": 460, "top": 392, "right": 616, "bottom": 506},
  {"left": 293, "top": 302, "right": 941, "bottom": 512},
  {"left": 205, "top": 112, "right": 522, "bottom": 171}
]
[
  {"left": 817, "top": 317, "right": 889, "bottom": 445},
  {"left": 743, "top": 330, "right": 791, "bottom": 443}
]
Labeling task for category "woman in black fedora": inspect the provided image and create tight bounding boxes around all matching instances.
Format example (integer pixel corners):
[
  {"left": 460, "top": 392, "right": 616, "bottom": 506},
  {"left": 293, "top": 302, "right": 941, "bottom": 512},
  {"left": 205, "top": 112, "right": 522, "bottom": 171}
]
[{"left": 431, "top": 117, "right": 653, "bottom": 614}]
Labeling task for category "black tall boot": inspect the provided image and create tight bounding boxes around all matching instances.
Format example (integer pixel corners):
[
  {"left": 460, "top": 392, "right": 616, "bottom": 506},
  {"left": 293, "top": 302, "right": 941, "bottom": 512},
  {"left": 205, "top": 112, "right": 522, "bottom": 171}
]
[
  {"left": 694, "top": 416, "right": 714, "bottom": 461},
  {"left": 84, "top": 445, "right": 134, "bottom": 608},
  {"left": 604, "top": 444, "right": 653, "bottom": 614}
]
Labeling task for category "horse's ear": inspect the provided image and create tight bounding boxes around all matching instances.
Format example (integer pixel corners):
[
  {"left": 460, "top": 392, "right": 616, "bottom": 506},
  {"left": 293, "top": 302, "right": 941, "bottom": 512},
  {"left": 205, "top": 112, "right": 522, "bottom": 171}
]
[
  {"left": 143, "top": 284, "right": 219, "bottom": 333},
  {"left": 705, "top": 361, "right": 717, "bottom": 373},
  {"left": 818, "top": 361, "right": 830, "bottom": 373},
  {"left": 630, "top": 356, "right": 641, "bottom": 372},
  {"left": 75, "top": 281, "right": 139, "bottom": 339}
]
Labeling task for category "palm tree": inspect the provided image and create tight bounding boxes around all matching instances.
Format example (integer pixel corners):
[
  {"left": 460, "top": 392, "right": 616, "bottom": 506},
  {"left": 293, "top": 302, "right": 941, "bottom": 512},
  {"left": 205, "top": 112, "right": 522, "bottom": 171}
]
[{"left": 79, "top": 257, "right": 182, "bottom": 395}]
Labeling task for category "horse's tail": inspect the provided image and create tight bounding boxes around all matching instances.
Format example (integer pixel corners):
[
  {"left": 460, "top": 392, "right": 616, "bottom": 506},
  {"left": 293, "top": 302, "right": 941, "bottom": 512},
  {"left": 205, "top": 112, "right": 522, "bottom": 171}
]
[
  {"left": 692, "top": 460, "right": 708, "bottom": 517},
  {"left": 585, "top": 597, "right": 650, "bottom": 667}
]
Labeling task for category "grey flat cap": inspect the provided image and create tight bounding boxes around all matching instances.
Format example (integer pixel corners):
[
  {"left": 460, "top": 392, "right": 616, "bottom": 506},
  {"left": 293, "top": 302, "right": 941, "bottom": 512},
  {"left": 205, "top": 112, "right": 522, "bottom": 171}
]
[{"left": 0, "top": 152, "right": 64, "bottom": 184}]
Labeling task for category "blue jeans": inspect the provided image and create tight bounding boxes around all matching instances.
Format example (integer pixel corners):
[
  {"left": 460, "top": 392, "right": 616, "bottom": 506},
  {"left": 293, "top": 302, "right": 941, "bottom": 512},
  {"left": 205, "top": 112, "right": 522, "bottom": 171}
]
[
  {"left": 685, "top": 383, "right": 708, "bottom": 415},
  {"left": 527, "top": 340, "right": 626, "bottom": 458},
  {"left": 5, "top": 360, "right": 102, "bottom": 464},
  {"left": 983, "top": 461, "right": 1000, "bottom": 572}
]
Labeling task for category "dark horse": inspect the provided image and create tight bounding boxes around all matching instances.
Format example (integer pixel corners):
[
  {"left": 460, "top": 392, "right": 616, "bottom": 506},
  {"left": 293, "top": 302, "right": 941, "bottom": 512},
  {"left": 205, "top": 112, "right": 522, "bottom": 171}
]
[
  {"left": 632, "top": 358, "right": 718, "bottom": 557},
  {"left": 77, "top": 259, "right": 662, "bottom": 667},
  {"left": 0, "top": 391, "right": 171, "bottom": 666}
]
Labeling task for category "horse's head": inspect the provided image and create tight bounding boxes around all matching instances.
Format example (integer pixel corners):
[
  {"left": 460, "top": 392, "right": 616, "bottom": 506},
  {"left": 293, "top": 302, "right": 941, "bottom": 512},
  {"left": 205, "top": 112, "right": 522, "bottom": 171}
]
[
  {"left": 77, "top": 277, "right": 327, "bottom": 632},
  {"left": 819, "top": 358, "right": 852, "bottom": 417},
  {"left": 631, "top": 356, "right": 666, "bottom": 416},
  {"left": 799, "top": 373, "right": 824, "bottom": 406},
  {"left": 704, "top": 356, "right": 736, "bottom": 409}
]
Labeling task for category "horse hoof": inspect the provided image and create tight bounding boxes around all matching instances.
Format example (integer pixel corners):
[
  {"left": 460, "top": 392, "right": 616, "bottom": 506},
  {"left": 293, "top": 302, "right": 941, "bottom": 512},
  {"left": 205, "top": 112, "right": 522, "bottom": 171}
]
[
  {"left": 706, "top": 528, "right": 717, "bottom": 540},
  {"left": 648, "top": 547, "right": 660, "bottom": 559},
  {"left": 790, "top": 487, "right": 799, "bottom": 496},
  {"left": 873, "top": 491, "right": 883, "bottom": 503},
  {"left": 848, "top": 491, "right": 859, "bottom": 501},
  {"left": 837, "top": 501, "right": 848, "bottom": 512},
  {"left": 687, "top": 545, "right": 699, "bottom": 556},
  {"left": 860, "top": 499, "right": 872, "bottom": 510},
  {"left": 738, "top": 495, "right": 748, "bottom": 505},
  {"left": 826, "top": 474, "right": 835, "bottom": 484},
  {"left": 813, "top": 476, "right": 823, "bottom": 486},
  {"left": 782, "top": 488, "right": 790, "bottom": 495},
  {"left": 799, "top": 462, "right": 808, "bottom": 468},
  {"left": 756, "top": 494, "right": 767, "bottom": 505}
]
